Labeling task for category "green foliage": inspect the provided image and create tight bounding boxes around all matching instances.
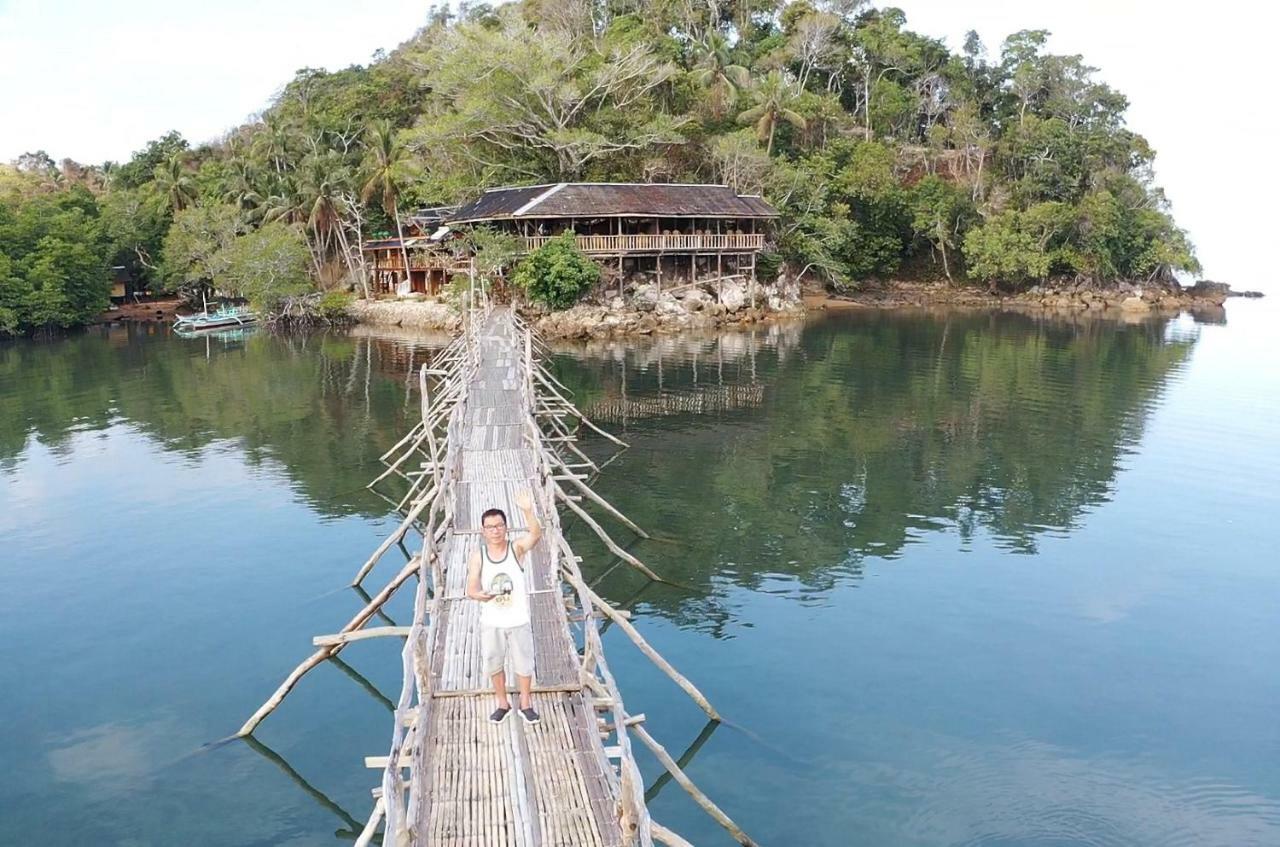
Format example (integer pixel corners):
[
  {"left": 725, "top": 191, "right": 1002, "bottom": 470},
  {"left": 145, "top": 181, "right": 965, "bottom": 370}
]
[
  {"left": 4, "top": 0, "right": 1202, "bottom": 314},
  {"left": 512, "top": 233, "right": 600, "bottom": 309},
  {"left": 222, "top": 222, "right": 312, "bottom": 311},
  {"left": 908, "top": 176, "right": 974, "bottom": 279},
  {"left": 99, "top": 183, "right": 170, "bottom": 288},
  {"left": 757, "top": 250, "right": 784, "bottom": 283},
  {"left": 962, "top": 203, "right": 1070, "bottom": 284},
  {"left": 317, "top": 290, "right": 354, "bottom": 321},
  {"left": 161, "top": 204, "right": 244, "bottom": 295},
  {"left": 113, "top": 131, "right": 190, "bottom": 189},
  {"left": 464, "top": 226, "right": 524, "bottom": 279},
  {"left": 0, "top": 188, "right": 111, "bottom": 334}
]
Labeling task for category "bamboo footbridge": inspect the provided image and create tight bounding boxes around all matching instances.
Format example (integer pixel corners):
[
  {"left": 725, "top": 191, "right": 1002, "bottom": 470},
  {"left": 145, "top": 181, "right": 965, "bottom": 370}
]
[{"left": 236, "top": 305, "right": 759, "bottom": 847}]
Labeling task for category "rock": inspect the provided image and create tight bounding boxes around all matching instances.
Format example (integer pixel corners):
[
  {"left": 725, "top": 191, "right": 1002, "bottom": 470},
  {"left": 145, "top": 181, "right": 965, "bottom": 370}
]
[
  {"left": 655, "top": 296, "right": 685, "bottom": 317},
  {"left": 1188, "top": 280, "right": 1232, "bottom": 304},
  {"left": 719, "top": 280, "right": 747, "bottom": 313},
  {"left": 608, "top": 296, "right": 626, "bottom": 312},
  {"left": 1119, "top": 295, "right": 1150, "bottom": 312},
  {"left": 682, "top": 288, "right": 711, "bottom": 311},
  {"left": 633, "top": 283, "right": 659, "bottom": 311}
]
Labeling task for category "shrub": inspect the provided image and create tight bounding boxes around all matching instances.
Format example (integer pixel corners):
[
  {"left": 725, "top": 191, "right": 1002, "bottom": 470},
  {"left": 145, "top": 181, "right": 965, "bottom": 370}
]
[
  {"left": 317, "top": 290, "right": 353, "bottom": 322},
  {"left": 511, "top": 232, "right": 600, "bottom": 310}
]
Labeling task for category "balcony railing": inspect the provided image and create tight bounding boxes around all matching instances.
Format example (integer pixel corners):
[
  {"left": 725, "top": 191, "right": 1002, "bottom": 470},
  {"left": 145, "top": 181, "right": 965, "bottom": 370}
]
[
  {"left": 369, "top": 253, "right": 470, "bottom": 272},
  {"left": 522, "top": 233, "right": 765, "bottom": 253}
]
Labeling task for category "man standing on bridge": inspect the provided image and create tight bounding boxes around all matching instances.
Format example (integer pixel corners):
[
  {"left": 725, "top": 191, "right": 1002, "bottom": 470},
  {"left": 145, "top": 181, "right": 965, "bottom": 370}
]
[{"left": 467, "top": 490, "right": 543, "bottom": 725}]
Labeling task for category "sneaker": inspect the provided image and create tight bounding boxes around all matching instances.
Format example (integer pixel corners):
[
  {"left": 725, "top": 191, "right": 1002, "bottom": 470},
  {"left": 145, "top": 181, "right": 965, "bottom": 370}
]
[
  {"left": 518, "top": 705, "right": 540, "bottom": 725},
  {"left": 489, "top": 705, "right": 512, "bottom": 724}
]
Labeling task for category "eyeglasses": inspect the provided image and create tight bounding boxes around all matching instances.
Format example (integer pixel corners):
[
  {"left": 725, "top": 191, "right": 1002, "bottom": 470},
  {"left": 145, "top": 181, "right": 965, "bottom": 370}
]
[{"left": 482, "top": 523, "right": 507, "bottom": 531}]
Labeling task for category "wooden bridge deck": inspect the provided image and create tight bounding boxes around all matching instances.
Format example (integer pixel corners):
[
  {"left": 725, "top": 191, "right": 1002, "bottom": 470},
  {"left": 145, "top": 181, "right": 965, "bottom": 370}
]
[
  {"left": 243, "top": 305, "right": 747, "bottom": 847},
  {"left": 399, "top": 309, "right": 629, "bottom": 846}
]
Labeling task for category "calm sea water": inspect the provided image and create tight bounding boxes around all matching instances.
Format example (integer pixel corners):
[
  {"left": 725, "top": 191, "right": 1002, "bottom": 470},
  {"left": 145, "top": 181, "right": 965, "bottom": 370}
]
[{"left": 1, "top": 302, "right": 1278, "bottom": 846}]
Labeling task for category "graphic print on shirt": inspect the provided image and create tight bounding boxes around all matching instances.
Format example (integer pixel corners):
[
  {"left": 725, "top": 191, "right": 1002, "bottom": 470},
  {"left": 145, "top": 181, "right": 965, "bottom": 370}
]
[{"left": 489, "top": 573, "right": 514, "bottom": 606}]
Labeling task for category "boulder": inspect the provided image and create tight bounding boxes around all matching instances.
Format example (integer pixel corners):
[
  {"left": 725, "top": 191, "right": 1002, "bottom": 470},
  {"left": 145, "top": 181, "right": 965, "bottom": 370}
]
[
  {"left": 682, "top": 288, "right": 712, "bottom": 311},
  {"left": 719, "top": 280, "right": 747, "bottom": 313},
  {"left": 1119, "top": 295, "right": 1150, "bottom": 312},
  {"left": 1187, "top": 280, "right": 1232, "bottom": 304},
  {"left": 655, "top": 296, "right": 685, "bottom": 317},
  {"left": 632, "top": 283, "right": 659, "bottom": 312}
]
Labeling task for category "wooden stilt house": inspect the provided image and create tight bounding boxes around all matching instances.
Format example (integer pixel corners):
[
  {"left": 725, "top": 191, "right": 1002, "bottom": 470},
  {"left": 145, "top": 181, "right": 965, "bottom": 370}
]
[{"left": 361, "top": 183, "right": 778, "bottom": 297}]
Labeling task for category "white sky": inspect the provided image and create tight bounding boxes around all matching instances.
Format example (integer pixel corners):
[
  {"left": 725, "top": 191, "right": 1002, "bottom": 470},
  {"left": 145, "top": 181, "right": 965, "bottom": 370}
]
[{"left": 1, "top": 0, "right": 1273, "bottom": 291}]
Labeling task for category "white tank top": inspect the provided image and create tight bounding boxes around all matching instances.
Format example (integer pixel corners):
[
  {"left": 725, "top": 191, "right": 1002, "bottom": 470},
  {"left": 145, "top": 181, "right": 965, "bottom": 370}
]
[{"left": 479, "top": 541, "right": 530, "bottom": 628}]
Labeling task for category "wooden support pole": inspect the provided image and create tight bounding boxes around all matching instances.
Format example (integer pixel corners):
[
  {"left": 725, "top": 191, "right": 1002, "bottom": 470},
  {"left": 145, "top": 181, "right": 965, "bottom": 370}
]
[
  {"left": 550, "top": 460, "right": 648, "bottom": 539},
  {"left": 651, "top": 822, "right": 695, "bottom": 847},
  {"left": 237, "top": 557, "right": 421, "bottom": 737},
  {"left": 354, "top": 798, "right": 385, "bottom": 847},
  {"left": 379, "top": 421, "right": 423, "bottom": 462},
  {"left": 630, "top": 721, "right": 758, "bottom": 847},
  {"left": 534, "top": 369, "right": 627, "bottom": 447},
  {"left": 555, "top": 487, "right": 664, "bottom": 583},
  {"left": 579, "top": 582, "right": 721, "bottom": 722},
  {"left": 351, "top": 487, "right": 437, "bottom": 587},
  {"left": 312, "top": 626, "right": 411, "bottom": 647}
]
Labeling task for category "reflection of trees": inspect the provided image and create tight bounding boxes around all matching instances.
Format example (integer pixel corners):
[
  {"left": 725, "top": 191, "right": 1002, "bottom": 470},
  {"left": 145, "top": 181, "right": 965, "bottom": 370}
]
[
  {"left": 557, "top": 311, "right": 1197, "bottom": 631},
  {"left": 0, "top": 325, "right": 442, "bottom": 517}
]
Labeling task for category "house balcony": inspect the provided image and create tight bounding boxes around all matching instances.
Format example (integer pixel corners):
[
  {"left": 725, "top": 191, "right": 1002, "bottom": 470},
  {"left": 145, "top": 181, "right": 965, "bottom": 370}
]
[
  {"left": 369, "top": 253, "right": 471, "bottom": 273},
  {"left": 522, "top": 233, "right": 766, "bottom": 254}
]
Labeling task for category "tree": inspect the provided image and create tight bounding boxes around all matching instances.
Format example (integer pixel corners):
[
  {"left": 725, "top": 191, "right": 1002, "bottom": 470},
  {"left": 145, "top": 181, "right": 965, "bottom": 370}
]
[
  {"left": 962, "top": 202, "right": 1070, "bottom": 286},
  {"left": 711, "top": 129, "right": 773, "bottom": 194},
  {"left": 785, "top": 9, "right": 844, "bottom": 90},
  {"left": 361, "top": 120, "right": 411, "bottom": 296},
  {"left": 222, "top": 222, "right": 312, "bottom": 311},
  {"left": 0, "top": 189, "right": 111, "bottom": 334},
  {"left": 403, "top": 8, "right": 684, "bottom": 184},
  {"left": 160, "top": 204, "right": 244, "bottom": 297},
  {"left": 908, "top": 176, "right": 972, "bottom": 281},
  {"left": 99, "top": 182, "right": 170, "bottom": 286},
  {"left": 512, "top": 233, "right": 600, "bottom": 309},
  {"left": 739, "top": 70, "right": 807, "bottom": 155},
  {"left": 113, "top": 131, "right": 189, "bottom": 189},
  {"left": 690, "top": 32, "right": 752, "bottom": 119},
  {"left": 153, "top": 154, "right": 198, "bottom": 212}
]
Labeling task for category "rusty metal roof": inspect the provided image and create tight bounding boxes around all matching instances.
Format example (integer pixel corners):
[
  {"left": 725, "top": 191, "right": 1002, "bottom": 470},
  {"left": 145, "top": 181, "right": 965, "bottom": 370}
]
[{"left": 447, "top": 183, "right": 777, "bottom": 223}]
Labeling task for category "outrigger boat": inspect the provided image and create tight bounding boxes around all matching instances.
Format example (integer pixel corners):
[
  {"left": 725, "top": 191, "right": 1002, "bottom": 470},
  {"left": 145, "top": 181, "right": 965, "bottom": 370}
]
[{"left": 173, "top": 295, "right": 258, "bottom": 333}]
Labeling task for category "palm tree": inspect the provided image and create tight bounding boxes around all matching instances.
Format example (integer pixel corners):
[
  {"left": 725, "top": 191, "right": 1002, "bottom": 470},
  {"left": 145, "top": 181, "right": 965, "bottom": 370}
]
[
  {"left": 153, "top": 154, "right": 198, "bottom": 212},
  {"left": 223, "top": 161, "right": 265, "bottom": 222},
  {"left": 738, "top": 71, "right": 807, "bottom": 155},
  {"left": 263, "top": 176, "right": 323, "bottom": 277},
  {"left": 255, "top": 116, "right": 296, "bottom": 176},
  {"left": 690, "top": 33, "right": 751, "bottom": 119},
  {"left": 360, "top": 120, "right": 412, "bottom": 295},
  {"left": 299, "top": 153, "right": 361, "bottom": 284}
]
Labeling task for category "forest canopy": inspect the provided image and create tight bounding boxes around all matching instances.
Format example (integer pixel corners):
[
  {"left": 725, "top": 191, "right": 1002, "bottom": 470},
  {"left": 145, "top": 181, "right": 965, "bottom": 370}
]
[{"left": 1, "top": 1, "right": 1198, "bottom": 334}]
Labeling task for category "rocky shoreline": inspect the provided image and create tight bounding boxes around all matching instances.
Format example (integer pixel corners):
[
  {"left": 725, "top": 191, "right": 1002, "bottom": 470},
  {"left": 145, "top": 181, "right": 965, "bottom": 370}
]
[
  {"left": 345, "top": 277, "right": 1261, "bottom": 339},
  {"left": 530, "top": 277, "right": 804, "bottom": 339},
  {"left": 345, "top": 277, "right": 805, "bottom": 339},
  {"left": 812, "top": 278, "right": 1260, "bottom": 318}
]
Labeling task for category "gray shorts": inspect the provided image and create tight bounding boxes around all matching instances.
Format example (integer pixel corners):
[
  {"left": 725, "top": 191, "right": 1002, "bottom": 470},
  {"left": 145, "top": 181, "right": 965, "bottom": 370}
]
[{"left": 481, "top": 622, "right": 535, "bottom": 678}]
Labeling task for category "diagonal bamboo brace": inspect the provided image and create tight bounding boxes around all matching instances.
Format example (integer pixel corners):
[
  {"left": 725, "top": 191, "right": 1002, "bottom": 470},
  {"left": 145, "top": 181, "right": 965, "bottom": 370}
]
[{"left": 237, "top": 557, "right": 421, "bottom": 737}]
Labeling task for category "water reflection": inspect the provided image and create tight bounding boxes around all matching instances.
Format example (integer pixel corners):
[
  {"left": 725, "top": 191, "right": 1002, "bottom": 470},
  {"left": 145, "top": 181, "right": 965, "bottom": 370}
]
[
  {"left": 549, "top": 309, "right": 1199, "bottom": 627},
  {"left": 0, "top": 324, "right": 447, "bottom": 516},
  {"left": 241, "top": 735, "right": 367, "bottom": 841}
]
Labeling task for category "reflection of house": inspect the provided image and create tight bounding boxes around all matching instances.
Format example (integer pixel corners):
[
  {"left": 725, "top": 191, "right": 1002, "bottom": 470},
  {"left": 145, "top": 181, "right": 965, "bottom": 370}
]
[{"left": 361, "top": 183, "right": 777, "bottom": 297}]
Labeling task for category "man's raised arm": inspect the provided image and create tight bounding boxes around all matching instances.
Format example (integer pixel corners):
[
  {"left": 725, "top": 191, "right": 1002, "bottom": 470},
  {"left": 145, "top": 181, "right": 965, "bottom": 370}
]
[{"left": 513, "top": 490, "right": 542, "bottom": 556}]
